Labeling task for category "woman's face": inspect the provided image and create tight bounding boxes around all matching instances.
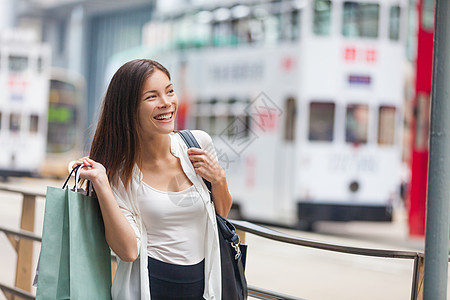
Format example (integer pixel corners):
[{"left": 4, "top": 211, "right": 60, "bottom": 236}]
[{"left": 138, "top": 69, "right": 178, "bottom": 137}]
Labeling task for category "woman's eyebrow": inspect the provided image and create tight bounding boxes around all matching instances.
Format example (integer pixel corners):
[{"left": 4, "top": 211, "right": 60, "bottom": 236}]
[
  {"left": 143, "top": 90, "right": 156, "bottom": 95},
  {"left": 143, "top": 84, "right": 173, "bottom": 95}
]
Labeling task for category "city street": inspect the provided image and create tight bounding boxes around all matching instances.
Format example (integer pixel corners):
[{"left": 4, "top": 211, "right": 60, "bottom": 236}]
[
  {"left": 0, "top": 177, "right": 448, "bottom": 300},
  {"left": 2, "top": 0, "right": 450, "bottom": 299}
]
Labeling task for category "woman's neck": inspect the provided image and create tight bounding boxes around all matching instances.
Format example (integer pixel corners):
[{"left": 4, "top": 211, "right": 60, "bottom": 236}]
[{"left": 140, "top": 132, "right": 173, "bottom": 164}]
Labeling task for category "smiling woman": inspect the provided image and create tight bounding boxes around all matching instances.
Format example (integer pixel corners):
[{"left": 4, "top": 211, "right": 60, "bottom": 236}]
[{"left": 72, "top": 59, "right": 232, "bottom": 300}]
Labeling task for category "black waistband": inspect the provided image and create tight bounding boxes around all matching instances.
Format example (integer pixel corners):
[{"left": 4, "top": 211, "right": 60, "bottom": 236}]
[{"left": 147, "top": 256, "right": 205, "bottom": 283}]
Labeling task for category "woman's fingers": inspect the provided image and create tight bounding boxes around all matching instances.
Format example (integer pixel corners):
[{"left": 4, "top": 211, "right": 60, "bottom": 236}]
[
  {"left": 186, "top": 148, "right": 225, "bottom": 184},
  {"left": 186, "top": 148, "right": 210, "bottom": 158},
  {"left": 188, "top": 155, "right": 206, "bottom": 164},
  {"left": 68, "top": 157, "right": 108, "bottom": 185},
  {"left": 70, "top": 157, "right": 96, "bottom": 171}
]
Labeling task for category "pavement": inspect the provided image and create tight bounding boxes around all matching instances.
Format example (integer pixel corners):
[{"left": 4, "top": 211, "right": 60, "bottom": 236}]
[{"left": 0, "top": 176, "right": 439, "bottom": 300}]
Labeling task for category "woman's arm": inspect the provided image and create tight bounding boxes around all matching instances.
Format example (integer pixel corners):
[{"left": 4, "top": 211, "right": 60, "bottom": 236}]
[
  {"left": 73, "top": 157, "right": 139, "bottom": 262},
  {"left": 186, "top": 148, "right": 232, "bottom": 217}
]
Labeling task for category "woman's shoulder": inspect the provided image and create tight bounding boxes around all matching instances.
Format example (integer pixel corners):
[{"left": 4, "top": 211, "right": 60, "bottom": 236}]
[
  {"left": 173, "top": 130, "right": 214, "bottom": 151},
  {"left": 190, "top": 130, "right": 213, "bottom": 148}
]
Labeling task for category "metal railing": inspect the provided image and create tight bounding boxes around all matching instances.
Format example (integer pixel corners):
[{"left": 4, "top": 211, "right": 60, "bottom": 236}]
[
  {"left": 0, "top": 185, "right": 430, "bottom": 300},
  {"left": 0, "top": 185, "right": 46, "bottom": 300},
  {"left": 232, "top": 220, "right": 426, "bottom": 300}
]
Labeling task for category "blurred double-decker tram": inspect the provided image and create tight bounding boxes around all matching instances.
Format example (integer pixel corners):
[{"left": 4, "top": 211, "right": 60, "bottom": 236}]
[
  {"left": 108, "top": 0, "right": 408, "bottom": 229},
  {"left": 0, "top": 30, "right": 51, "bottom": 178},
  {"left": 0, "top": 29, "right": 85, "bottom": 179}
]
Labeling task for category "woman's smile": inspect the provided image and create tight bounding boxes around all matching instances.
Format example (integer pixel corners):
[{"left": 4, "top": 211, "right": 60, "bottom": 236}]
[{"left": 154, "top": 112, "right": 174, "bottom": 122}]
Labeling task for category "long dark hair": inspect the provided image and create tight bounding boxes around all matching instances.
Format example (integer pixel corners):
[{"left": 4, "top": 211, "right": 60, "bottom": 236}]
[{"left": 89, "top": 59, "right": 171, "bottom": 189}]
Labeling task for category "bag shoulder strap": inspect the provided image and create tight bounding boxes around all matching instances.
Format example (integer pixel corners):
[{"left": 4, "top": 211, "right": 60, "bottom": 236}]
[{"left": 177, "top": 130, "right": 213, "bottom": 192}]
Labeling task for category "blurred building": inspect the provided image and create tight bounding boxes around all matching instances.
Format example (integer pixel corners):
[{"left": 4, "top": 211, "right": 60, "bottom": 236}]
[{"left": 9, "top": 0, "right": 156, "bottom": 131}]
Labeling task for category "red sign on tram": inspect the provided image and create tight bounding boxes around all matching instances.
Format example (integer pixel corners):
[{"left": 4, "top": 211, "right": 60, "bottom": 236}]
[{"left": 344, "top": 47, "right": 378, "bottom": 63}]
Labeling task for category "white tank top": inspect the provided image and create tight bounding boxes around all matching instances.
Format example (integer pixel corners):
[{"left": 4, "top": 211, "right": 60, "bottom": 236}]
[{"left": 137, "top": 181, "right": 208, "bottom": 265}]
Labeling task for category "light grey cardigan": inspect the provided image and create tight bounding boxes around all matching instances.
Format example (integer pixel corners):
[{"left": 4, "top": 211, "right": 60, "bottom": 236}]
[{"left": 110, "top": 130, "right": 221, "bottom": 300}]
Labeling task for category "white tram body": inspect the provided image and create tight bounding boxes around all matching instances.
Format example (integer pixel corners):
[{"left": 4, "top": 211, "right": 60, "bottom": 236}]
[
  {"left": 110, "top": 0, "right": 407, "bottom": 226},
  {"left": 0, "top": 30, "right": 51, "bottom": 176}
]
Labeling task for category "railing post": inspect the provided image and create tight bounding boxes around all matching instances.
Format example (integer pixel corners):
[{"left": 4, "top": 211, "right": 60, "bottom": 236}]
[
  {"left": 14, "top": 194, "right": 36, "bottom": 296},
  {"left": 411, "top": 255, "right": 424, "bottom": 300},
  {"left": 4, "top": 291, "right": 14, "bottom": 300},
  {"left": 423, "top": 0, "right": 450, "bottom": 298}
]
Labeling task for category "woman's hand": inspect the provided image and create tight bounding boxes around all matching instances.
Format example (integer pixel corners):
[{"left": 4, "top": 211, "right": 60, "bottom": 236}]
[
  {"left": 187, "top": 147, "right": 232, "bottom": 217},
  {"left": 186, "top": 148, "right": 225, "bottom": 185},
  {"left": 72, "top": 156, "right": 138, "bottom": 261},
  {"left": 72, "top": 157, "right": 108, "bottom": 186}
]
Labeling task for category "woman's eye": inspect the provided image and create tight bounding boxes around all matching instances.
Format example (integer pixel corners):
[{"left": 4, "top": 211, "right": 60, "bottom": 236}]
[
  {"left": 146, "top": 95, "right": 156, "bottom": 100},
  {"left": 168, "top": 89, "right": 174, "bottom": 94}
]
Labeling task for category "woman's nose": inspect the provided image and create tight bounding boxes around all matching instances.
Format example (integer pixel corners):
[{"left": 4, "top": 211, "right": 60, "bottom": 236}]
[{"left": 159, "top": 95, "right": 171, "bottom": 107}]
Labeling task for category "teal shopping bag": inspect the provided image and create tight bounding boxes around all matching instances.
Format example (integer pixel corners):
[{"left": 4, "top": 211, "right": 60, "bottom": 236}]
[{"left": 36, "top": 168, "right": 111, "bottom": 299}]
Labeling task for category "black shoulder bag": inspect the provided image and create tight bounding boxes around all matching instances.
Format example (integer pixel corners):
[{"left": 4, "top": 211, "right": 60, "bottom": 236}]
[{"left": 178, "top": 130, "right": 248, "bottom": 300}]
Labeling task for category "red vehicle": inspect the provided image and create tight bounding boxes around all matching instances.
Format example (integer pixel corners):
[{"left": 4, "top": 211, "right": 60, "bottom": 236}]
[{"left": 408, "top": 0, "right": 434, "bottom": 236}]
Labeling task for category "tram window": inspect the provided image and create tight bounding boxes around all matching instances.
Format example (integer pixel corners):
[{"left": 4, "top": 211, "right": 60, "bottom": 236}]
[
  {"left": 421, "top": 0, "right": 434, "bottom": 32},
  {"left": 195, "top": 112, "right": 205, "bottom": 132},
  {"left": 215, "top": 114, "right": 228, "bottom": 137},
  {"left": 313, "top": 0, "right": 332, "bottom": 36},
  {"left": 37, "top": 56, "right": 44, "bottom": 73},
  {"left": 345, "top": 104, "right": 368, "bottom": 144},
  {"left": 264, "top": 15, "right": 281, "bottom": 44},
  {"left": 231, "top": 18, "right": 251, "bottom": 45},
  {"left": 209, "top": 115, "right": 217, "bottom": 135},
  {"left": 230, "top": 5, "right": 252, "bottom": 45},
  {"left": 9, "top": 56, "right": 28, "bottom": 72},
  {"left": 214, "top": 101, "right": 229, "bottom": 137},
  {"left": 273, "top": 12, "right": 284, "bottom": 42},
  {"left": 378, "top": 106, "right": 396, "bottom": 145},
  {"left": 223, "top": 99, "right": 251, "bottom": 139},
  {"left": 176, "top": 14, "right": 197, "bottom": 49},
  {"left": 195, "top": 115, "right": 210, "bottom": 132},
  {"left": 284, "top": 97, "right": 297, "bottom": 141},
  {"left": 194, "top": 101, "right": 211, "bottom": 132},
  {"left": 269, "top": 1, "right": 284, "bottom": 42},
  {"left": 227, "top": 115, "right": 250, "bottom": 139},
  {"left": 47, "top": 79, "right": 80, "bottom": 153},
  {"left": 192, "top": 16, "right": 212, "bottom": 48},
  {"left": 308, "top": 102, "right": 335, "bottom": 142},
  {"left": 9, "top": 113, "right": 21, "bottom": 133},
  {"left": 290, "top": 10, "right": 301, "bottom": 41},
  {"left": 29, "top": 114, "right": 39, "bottom": 133},
  {"left": 342, "top": 2, "right": 380, "bottom": 38},
  {"left": 212, "top": 21, "right": 233, "bottom": 47},
  {"left": 244, "top": 114, "right": 251, "bottom": 137},
  {"left": 208, "top": 99, "right": 218, "bottom": 135},
  {"left": 280, "top": 9, "right": 301, "bottom": 41},
  {"left": 247, "top": 18, "right": 264, "bottom": 44},
  {"left": 389, "top": 6, "right": 401, "bottom": 40},
  {"left": 415, "top": 93, "right": 430, "bottom": 151},
  {"left": 251, "top": 5, "right": 269, "bottom": 44},
  {"left": 195, "top": 115, "right": 201, "bottom": 130},
  {"left": 226, "top": 98, "right": 237, "bottom": 137},
  {"left": 58, "top": 20, "right": 67, "bottom": 54}
]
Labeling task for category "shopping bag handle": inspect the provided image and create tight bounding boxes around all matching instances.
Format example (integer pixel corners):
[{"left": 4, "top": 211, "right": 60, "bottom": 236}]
[{"left": 62, "top": 165, "right": 93, "bottom": 196}]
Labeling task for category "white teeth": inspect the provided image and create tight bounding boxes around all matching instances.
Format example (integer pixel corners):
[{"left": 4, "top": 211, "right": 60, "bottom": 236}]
[{"left": 155, "top": 113, "right": 172, "bottom": 120}]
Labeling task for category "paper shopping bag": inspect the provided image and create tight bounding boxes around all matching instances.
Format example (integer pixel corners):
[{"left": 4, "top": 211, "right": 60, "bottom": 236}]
[{"left": 36, "top": 184, "right": 112, "bottom": 299}]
